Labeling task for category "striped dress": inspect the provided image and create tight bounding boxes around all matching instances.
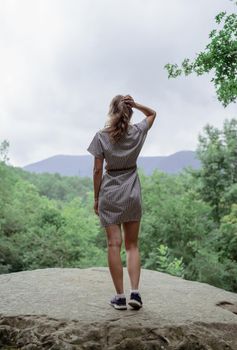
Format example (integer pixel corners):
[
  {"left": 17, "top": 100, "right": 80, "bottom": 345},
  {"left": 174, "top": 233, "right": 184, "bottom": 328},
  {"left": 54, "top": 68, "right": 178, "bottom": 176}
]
[{"left": 87, "top": 117, "right": 149, "bottom": 227}]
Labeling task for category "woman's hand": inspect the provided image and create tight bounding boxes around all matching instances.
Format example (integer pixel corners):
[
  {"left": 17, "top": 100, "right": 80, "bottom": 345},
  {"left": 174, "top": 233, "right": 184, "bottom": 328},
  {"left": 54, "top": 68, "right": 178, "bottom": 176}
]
[
  {"left": 121, "top": 95, "right": 136, "bottom": 108},
  {"left": 94, "top": 199, "right": 99, "bottom": 216}
]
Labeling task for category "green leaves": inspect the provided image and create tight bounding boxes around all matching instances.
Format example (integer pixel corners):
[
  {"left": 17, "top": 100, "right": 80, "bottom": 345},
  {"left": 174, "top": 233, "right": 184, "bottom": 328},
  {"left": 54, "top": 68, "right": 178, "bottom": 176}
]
[
  {"left": 193, "top": 118, "right": 237, "bottom": 223},
  {"left": 164, "top": 63, "right": 182, "bottom": 78},
  {"left": 1, "top": 126, "right": 237, "bottom": 291},
  {"left": 0, "top": 140, "right": 10, "bottom": 164},
  {"left": 144, "top": 244, "right": 185, "bottom": 277},
  {"left": 164, "top": 7, "right": 237, "bottom": 107},
  {"left": 215, "top": 11, "right": 226, "bottom": 25}
]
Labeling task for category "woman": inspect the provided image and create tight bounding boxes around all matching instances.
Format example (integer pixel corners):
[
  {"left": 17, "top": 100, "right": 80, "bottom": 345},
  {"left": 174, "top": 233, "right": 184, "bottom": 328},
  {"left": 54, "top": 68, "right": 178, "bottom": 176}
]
[{"left": 87, "top": 94, "right": 156, "bottom": 310}]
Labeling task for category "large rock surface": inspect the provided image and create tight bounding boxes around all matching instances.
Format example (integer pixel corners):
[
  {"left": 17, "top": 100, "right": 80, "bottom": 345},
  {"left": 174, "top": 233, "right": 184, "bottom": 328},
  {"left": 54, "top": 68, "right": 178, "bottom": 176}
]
[{"left": 0, "top": 267, "right": 237, "bottom": 349}]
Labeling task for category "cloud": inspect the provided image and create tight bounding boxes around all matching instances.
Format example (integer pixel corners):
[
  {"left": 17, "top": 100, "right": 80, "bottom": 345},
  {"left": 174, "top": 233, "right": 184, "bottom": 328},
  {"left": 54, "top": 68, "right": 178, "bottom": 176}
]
[{"left": 0, "top": 0, "right": 236, "bottom": 167}]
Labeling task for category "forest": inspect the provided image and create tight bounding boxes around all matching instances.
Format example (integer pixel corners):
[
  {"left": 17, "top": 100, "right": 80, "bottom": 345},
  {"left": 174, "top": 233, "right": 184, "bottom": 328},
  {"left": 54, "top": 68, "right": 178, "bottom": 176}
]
[{"left": 1, "top": 117, "right": 237, "bottom": 292}]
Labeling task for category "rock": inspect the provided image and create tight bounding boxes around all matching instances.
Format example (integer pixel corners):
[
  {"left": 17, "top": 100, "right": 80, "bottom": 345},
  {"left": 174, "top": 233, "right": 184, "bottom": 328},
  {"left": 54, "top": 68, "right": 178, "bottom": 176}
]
[{"left": 0, "top": 267, "right": 237, "bottom": 349}]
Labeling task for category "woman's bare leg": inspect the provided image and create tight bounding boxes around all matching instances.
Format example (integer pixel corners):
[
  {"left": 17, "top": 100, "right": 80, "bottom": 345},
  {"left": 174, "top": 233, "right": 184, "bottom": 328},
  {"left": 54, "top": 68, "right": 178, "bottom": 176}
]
[
  {"left": 105, "top": 223, "right": 124, "bottom": 294},
  {"left": 123, "top": 221, "right": 141, "bottom": 290}
]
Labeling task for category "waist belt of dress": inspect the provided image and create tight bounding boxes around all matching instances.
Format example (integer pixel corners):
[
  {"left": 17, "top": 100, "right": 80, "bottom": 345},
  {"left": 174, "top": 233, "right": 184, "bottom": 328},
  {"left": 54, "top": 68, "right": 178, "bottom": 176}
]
[{"left": 106, "top": 165, "right": 137, "bottom": 172}]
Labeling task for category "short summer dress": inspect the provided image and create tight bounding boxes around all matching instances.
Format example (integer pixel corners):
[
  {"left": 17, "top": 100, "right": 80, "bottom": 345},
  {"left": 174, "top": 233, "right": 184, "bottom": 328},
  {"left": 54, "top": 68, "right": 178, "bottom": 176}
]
[{"left": 87, "top": 117, "right": 149, "bottom": 227}]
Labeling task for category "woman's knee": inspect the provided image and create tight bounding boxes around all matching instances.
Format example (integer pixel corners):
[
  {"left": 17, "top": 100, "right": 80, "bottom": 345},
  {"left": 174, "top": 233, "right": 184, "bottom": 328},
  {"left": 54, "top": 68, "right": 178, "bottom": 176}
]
[
  {"left": 105, "top": 224, "right": 122, "bottom": 248},
  {"left": 123, "top": 221, "right": 140, "bottom": 251},
  {"left": 125, "top": 241, "right": 138, "bottom": 251},
  {"left": 107, "top": 239, "right": 122, "bottom": 249}
]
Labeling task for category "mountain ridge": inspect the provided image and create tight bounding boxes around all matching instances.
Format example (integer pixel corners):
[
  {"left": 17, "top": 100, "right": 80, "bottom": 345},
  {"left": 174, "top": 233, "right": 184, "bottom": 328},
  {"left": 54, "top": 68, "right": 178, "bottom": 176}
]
[{"left": 22, "top": 150, "right": 201, "bottom": 177}]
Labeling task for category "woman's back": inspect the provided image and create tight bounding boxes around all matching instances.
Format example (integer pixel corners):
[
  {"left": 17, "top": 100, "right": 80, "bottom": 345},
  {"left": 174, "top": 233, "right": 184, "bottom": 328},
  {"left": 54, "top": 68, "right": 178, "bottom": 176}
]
[{"left": 98, "top": 117, "right": 150, "bottom": 171}]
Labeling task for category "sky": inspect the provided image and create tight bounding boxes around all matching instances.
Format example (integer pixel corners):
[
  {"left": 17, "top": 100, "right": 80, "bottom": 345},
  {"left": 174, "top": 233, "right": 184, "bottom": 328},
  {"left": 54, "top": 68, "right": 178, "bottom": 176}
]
[{"left": 1, "top": 0, "right": 236, "bottom": 168}]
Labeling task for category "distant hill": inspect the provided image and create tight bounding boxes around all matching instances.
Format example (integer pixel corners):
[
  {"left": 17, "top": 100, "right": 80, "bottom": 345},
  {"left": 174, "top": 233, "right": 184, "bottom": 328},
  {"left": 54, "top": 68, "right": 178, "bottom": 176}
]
[{"left": 22, "top": 150, "right": 201, "bottom": 177}]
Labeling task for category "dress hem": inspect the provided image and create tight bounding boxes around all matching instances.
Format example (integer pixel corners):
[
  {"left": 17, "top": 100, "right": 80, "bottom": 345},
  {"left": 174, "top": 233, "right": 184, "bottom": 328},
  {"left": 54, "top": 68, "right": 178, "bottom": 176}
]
[{"left": 100, "top": 218, "right": 141, "bottom": 228}]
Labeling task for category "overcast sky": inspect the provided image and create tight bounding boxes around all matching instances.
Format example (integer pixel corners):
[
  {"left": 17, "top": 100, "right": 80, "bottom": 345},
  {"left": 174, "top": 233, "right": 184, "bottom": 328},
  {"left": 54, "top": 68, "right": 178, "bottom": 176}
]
[{"left": 1, "top": 0, "right": 236, "bottom": 167}]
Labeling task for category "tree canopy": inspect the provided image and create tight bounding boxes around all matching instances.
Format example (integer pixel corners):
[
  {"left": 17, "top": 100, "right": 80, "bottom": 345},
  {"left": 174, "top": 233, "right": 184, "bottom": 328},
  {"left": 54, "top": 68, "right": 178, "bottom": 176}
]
[
  {"left": 1, "top": 128, "right": 237, "bottom": 292},
  {"left": 164, "top": 2, "right": 237, "bottom": 107}
]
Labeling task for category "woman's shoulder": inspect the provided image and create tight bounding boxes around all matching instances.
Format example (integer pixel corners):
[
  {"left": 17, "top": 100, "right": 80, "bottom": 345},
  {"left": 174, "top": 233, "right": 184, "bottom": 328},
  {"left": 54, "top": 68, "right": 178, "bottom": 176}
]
[
  {"left": 98, "top": 128, "right": 109, "bottom": 136},
  {"left": 133, "top": 118, "right": 149, "bottom": 134}
]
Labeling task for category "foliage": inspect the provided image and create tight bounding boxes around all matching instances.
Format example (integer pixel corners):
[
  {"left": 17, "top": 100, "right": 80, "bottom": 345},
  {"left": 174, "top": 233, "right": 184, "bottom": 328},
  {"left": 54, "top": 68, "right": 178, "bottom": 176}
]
[
  {"left": 0, "top": 147, "right": 106, "bottom": 272},
  {"left": 0, "top": 140, "right": 10, "bottom": 164},
  {"left": 188, "top": 118, "right": 237, "bottom": 222},
  {"left": 15, "top": 169, "right": 92, "bottom": 203},
  {"left": 164, "top": 4, "right": 237, "bottom": 106},
  {"left": 144, "top": 244, "right": 185, "bottom": 277},
  {"left": 217, "top": 203, "right": 237, "bottom": 262},
  {"left": 1, "top": 134, "right": 237, "bottom": 292},
  {"left": 139, "top": 170, "right": 213, "bottom": 268}
]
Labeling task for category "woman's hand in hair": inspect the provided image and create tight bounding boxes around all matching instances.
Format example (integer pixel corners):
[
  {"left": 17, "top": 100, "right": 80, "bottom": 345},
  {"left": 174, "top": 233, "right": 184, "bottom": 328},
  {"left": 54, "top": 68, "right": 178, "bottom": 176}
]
[{"left": 121, "top": 95, "right": 136, "bottom": 108}]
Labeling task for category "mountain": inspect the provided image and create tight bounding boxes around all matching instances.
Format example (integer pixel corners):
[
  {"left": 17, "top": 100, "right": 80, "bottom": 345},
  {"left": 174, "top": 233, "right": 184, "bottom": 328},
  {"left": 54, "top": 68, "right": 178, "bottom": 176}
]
[{"left": 22, "top": 150, "right": 201, "bottom": 177}]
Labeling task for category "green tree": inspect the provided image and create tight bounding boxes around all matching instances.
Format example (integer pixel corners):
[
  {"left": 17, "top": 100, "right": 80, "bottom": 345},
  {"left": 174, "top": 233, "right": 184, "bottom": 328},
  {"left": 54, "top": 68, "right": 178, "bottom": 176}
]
[
  {"left": 139, "top": 170, "right": 213, "bottom": 269},
  {"left": 18, "top": 170, "right": 92, "bottom": 202},
  {"left": 189, "top": 118, "right": 237, "bottom": 222},
  {"left": 61, "top": 194, "right": 107, "bottom": 267},
  {"left": 185, "top": 205, "right": 237, "bottom": 292},
  {"left": 144, "top": 244, "right": 185, "bottom": 277},
  {"left": 0, "top": 140, "right": 10, "bottom": 164},
  {"left": 164, "top": 3, "right": 237, "bottom": 107},
  {"left": 217, "top": 203, "right": 237, "bottom": 262}
]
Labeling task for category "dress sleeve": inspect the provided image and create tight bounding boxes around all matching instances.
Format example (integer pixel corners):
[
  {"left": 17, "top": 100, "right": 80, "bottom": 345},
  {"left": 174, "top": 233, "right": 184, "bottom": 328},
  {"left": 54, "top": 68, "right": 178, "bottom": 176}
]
[
  {"left": 87, "top": 132, "right": 104, "bottom": 159},
  {"left": 134, "top": 117, "right": 149, "bottom": 134}
]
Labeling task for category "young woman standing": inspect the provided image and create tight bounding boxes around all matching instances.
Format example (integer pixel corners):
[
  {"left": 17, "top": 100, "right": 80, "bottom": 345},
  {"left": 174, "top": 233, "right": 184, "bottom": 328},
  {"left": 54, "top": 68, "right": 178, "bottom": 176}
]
[{"left": 87, "top": 94, "right": 157, "bottom": 310}]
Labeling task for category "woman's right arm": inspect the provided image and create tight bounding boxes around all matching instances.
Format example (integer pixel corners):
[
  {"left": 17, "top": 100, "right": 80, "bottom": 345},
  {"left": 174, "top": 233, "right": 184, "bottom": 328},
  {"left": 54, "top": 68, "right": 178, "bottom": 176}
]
[{"left": 122, "top": 95, "right": 157, "bottom": 129}]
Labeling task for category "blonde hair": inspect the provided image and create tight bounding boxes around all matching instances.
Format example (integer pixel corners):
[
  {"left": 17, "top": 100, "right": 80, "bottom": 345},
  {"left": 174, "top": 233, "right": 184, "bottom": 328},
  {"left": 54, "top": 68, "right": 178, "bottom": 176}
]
[{"left": 104, "top": 94, "right": 133, "bottom": 143}]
